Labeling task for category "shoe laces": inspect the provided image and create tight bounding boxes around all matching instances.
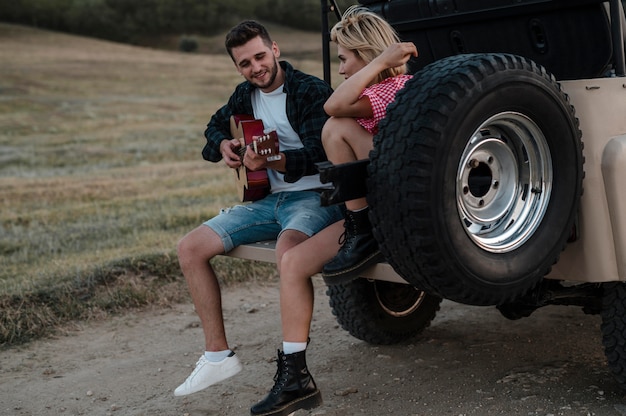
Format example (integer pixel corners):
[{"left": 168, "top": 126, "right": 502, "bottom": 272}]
[{"left": 189, "top": 355, "right": 208, "bottom": 378}]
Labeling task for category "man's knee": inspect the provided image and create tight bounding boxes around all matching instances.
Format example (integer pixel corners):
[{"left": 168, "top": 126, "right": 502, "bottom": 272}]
[
  {"left": 177, "top": 226, "right": 222, "bottom": 264},
  {"left": 176, "top": 233, "right": 193, "bottom": 260}
]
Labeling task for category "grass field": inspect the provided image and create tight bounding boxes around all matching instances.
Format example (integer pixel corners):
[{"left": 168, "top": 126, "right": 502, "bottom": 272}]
[{"left": 0, "top": 23, "right": 333, "bottom": 347}]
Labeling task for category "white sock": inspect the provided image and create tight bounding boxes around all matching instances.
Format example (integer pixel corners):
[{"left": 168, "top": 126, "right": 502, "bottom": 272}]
[
  {"left": 351, "top": 206, "right": 369, "bottom": 213},
  {"left": 204, "top": 350, "right": 232, "bottom": 362},
  {"left": 283, "top": 341, "right": 307, "bottom": 354}
]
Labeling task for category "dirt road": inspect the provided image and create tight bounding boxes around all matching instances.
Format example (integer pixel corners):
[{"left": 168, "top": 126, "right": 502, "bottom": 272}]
[{"left": 2, "top": 276, "right": 626, "bottom": 416}]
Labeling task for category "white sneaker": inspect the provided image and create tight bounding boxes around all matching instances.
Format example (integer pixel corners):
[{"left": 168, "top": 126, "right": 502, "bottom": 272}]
[{"left": 174, "top": 352, "right": 242, "bottom": 396}]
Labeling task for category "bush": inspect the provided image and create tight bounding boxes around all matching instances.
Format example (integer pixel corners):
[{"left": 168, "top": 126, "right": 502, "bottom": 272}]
[{"left": 178, "top": 36, "right": 198, "bottom": 53}]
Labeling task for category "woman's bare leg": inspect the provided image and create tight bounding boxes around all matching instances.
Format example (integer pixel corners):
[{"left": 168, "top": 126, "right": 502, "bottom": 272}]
[
  {"left": 279, "top": 221, "right": 344, "bottom": 342},
  {"left": 322, "top": 117, "right": 373, "bottom": 211}
]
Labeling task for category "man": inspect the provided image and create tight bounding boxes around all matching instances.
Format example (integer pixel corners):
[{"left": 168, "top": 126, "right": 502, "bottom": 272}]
[{"left": 174, "top": 20, "right": 342, "bottom": 416}]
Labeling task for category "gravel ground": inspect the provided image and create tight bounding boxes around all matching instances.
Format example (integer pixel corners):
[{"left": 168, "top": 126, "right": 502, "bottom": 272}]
[{"left": 2, "top": 276, "right": 626, "bottom": 416}]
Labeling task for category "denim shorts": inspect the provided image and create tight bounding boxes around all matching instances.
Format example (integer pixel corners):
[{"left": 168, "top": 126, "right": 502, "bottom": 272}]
[{"left": 204, "top": 191, "right": 343, "bottom": 253}]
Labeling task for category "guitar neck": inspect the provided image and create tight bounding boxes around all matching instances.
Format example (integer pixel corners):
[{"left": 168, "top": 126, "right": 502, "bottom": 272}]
[{"left": 237, "top": 132, "right": 277, "bottom": 159}]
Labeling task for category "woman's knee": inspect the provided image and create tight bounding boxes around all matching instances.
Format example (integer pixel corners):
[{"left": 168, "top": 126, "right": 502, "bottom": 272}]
[
  {"left": 281, "top": 247, "right": 315, "bottom": 285},
  {"left": 322, "top": 117, "right": 367, "bottom": 146},
  {"left": 280, "top": 248, "right": 299, "bottom": 277},
  {"left": 322, "top": 117, "right": 340, "bottom": 147}
]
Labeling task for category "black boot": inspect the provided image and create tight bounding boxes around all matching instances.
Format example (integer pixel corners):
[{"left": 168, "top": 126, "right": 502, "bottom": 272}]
[
  {"left": 250, "top": 350, "right": 322, "bottom": 416},
  {"left": 322, "top": 207, "right": 382, "bottom": 285}
]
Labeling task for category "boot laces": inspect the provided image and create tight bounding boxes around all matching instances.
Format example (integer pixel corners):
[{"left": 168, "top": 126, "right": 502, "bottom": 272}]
[
  {"left": 337, "top": 217, "right": 358, "bottom": 249},
  {"left": 270, "top": 352, "right": 289, "bottom": 394},
  {"left": 337, "top": 229, "right": 347, "bottom": 245}
]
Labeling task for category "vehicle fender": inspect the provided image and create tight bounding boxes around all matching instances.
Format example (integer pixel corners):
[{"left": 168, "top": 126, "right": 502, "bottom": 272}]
[{"left": 602, "top": 136, "right": 626, "bottom": 279}]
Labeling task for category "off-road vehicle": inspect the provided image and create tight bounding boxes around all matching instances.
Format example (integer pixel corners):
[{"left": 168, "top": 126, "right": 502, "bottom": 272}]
[{"left": 229, "top": 0, "right": 626, "bottom": 390}]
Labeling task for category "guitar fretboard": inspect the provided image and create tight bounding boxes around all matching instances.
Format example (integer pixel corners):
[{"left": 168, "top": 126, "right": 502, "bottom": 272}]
[{"left": 237, "top": 133, "right": 276, "bottom": 160}]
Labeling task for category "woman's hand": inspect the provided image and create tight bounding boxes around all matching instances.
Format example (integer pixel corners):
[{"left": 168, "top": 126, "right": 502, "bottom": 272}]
[
  {"left": 374, "top": 42, "right": 418, "bottom": 69},
  {"left": 324, "top": 42, "right": 418, "bottom": 118}
]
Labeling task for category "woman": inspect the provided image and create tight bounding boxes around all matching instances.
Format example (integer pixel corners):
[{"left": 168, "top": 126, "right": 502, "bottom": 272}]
[
  {"left": 321, "top": 6, "right": 417, "bottom": 284},
  {"left": 251, "top": 6, "right": 418, "bottom": 416}
]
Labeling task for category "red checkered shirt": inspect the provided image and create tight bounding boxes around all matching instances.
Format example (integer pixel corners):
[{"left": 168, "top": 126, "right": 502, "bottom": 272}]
[{"left": 357, "top": 74, "right": 412, "bottom": 135}]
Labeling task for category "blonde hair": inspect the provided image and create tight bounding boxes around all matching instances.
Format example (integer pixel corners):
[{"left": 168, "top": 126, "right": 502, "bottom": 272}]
[{"left": 330, "top": 5, "right": 406, "bottom": 83}]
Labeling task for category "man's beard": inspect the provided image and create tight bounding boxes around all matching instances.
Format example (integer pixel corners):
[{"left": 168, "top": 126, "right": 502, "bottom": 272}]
[{"left": 251, "top": 60, "right": 279, "bottom": 90}]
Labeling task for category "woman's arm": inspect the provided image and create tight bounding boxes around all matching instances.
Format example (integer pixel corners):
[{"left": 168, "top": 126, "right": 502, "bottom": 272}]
[{"left": 324, "top": 42, "right": 418, "bottom": 118}]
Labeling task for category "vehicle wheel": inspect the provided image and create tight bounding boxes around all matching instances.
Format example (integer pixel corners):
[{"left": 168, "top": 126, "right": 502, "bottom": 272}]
[
  {"left": 601, "top": 282, "right": 626, "bottom": 390},
  {"left": 368, "top": 53, "right": 583, "bottom": 306},
  {"left": 326, "top": 279, "right": 442, "bottom": 345}
]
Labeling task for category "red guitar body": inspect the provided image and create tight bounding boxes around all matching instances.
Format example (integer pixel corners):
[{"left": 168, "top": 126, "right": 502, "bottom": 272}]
[{"left": 229, "top": 115, "right": 280, "bottom": 202}]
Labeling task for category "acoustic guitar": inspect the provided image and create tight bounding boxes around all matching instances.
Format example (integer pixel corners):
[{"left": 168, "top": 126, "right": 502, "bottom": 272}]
[{"left": 229, "top": 115, "right": 280, "bottom": 202}]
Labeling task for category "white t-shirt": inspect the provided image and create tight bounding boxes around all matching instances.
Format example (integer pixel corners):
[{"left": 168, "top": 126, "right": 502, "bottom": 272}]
[{"left": 251, "top": 86, "right": 325, "bottom": 193}]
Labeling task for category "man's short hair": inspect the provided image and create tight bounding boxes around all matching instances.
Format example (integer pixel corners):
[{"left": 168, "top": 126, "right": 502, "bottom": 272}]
[{"left": 225, "top": 20, "right": 273, "bottom": 60}]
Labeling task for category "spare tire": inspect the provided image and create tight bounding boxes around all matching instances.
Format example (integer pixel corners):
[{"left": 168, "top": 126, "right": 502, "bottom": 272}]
[{"left": 368, "top": 53, "right": 583, "bottom": 306}]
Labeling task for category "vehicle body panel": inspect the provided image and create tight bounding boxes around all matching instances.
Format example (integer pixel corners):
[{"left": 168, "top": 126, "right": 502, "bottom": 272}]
[{"left": 547, "top": 78, "right": 626, "bottom": 283}]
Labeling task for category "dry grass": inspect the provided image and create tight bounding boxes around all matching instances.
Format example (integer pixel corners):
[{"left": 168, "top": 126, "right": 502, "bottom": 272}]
[{"left": 0, "top": 23, "right": 331, "bottom": 347}]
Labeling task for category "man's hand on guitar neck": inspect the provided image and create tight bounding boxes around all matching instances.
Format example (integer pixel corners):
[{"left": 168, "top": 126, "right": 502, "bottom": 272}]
[{"left": 242, "top": 146, "right": 285, "bottom": 172}]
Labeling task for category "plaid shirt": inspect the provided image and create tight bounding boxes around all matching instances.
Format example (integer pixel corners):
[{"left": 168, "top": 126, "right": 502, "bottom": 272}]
[
  {"left": 357, "top": 74, "right": 413, "bottom": 135},
  {"left": 202, "top": 61, "right": 333, "bottom": 183}
]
